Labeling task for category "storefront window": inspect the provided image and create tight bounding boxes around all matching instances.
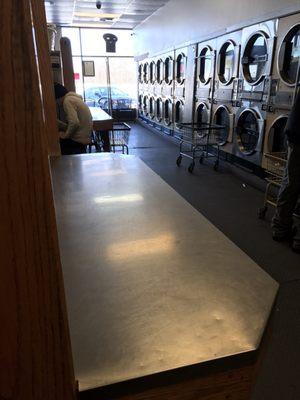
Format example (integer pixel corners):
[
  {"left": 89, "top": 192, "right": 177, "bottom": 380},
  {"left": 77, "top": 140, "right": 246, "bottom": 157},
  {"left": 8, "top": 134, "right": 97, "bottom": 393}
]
[{"left": 61, "top": 27, "right": 137, "bottom": 113}]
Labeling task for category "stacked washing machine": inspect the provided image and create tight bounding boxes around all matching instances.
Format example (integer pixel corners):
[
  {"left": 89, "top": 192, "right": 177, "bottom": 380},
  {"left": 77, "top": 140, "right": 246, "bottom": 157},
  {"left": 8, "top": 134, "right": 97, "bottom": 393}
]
[
  {"left": 212, "top": 30, "right": 242, "bottom": 157},
  {"left": 161, "top": 51, "right": 175, "bottom": 134},
  {"left": 148, "top": 59, "right": 157, "bottom": 122},
  {"left": 233, "top": 20, "right": 277, "bottom": 168},
  {"left": 195, "top": 38, "right": 217, "bottom": 130},
  {"left": 139, "top": 60, "right": 150, "bottom": 119},
  {"left": 173, "top": 47, "right": 188, "bottom": 133},
  {"left": 263, "top": 13, "right": 300, "bottom": 169},
  {"left": 138, "top": 62, "right": 144, "bottom": 117},
  {"left": 154, "top": 57, "right": 164, "bottom": 126}
]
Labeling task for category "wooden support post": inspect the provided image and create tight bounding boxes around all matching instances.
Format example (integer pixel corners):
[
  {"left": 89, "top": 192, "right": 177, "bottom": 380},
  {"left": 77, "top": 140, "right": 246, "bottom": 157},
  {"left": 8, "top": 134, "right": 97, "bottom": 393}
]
[
  {"left": 60, "top": 37, "right": 76, "bottom": 92},
  {"left": 0, "top": 0, "right": 76, "bottom": 399}
]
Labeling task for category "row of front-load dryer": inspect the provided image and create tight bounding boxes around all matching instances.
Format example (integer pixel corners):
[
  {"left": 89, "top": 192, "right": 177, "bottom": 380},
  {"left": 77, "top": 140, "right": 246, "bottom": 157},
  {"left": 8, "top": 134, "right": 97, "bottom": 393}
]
[{"left": 138, "top": 13, "right": 300, "bottom": 170}]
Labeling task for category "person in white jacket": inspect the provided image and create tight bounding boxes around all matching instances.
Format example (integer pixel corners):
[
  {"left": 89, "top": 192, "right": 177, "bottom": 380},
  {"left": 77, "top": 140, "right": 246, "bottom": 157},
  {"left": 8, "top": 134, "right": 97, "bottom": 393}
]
[{"left": 54, "top": 83, "right": 93, "bottom": 155}]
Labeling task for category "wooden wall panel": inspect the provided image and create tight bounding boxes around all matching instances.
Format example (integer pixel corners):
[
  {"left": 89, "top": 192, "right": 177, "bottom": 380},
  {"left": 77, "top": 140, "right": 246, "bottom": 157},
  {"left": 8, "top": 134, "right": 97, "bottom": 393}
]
[
  {"left": 0, "top": 0, "right": 76, "bottom": 399},
  {"left": 31, "top": 0, "right": 61, "bottom": 156}
]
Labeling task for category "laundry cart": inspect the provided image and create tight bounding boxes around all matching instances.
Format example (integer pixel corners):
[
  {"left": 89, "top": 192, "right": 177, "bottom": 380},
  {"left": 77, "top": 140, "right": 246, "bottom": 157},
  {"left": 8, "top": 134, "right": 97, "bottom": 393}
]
[
  {"left": 258, "top": 152, "right": 287, "bottom": 219},
  {"left": 175, "top": 122, "right": 225, "bottom": 173},
  {"left": 110, "top": 122, "right": 130, "bottom": 154}
]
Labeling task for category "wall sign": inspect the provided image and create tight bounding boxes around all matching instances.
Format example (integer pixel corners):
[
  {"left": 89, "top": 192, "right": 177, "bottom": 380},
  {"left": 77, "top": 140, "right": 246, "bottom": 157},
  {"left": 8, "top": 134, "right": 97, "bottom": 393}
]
[{"left": 82, "top": 60, "right": 95, "bottom": 77}]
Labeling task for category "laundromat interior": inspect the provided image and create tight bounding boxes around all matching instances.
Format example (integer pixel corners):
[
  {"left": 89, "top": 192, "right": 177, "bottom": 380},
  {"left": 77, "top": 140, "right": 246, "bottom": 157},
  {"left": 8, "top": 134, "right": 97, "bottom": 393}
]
[{"left": 2, "top": 1, "right": 300, "bottom": 399}]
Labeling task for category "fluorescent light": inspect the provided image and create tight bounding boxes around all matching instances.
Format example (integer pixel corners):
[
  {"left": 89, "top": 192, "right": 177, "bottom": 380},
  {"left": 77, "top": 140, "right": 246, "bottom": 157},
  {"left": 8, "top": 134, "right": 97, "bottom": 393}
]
[
  {"left": 74, "top": 12, "right": 121, "bottom": 19},
  {"left": 94, "top": 194, "right": 144, "bottom": 204}
]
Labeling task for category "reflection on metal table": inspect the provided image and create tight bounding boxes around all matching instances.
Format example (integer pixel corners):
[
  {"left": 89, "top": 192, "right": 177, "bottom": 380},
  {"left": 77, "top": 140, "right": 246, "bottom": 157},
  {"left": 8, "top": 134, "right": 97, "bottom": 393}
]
[{"left": 51, "top": 154, "right": 278, "bottom": 397}]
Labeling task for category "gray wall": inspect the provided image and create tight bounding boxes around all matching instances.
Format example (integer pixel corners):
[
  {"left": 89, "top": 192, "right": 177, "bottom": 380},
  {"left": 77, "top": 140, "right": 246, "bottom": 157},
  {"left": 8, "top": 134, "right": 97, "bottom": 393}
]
[{"left": 133, "top": 0, "right": 300, "bottom": 57}]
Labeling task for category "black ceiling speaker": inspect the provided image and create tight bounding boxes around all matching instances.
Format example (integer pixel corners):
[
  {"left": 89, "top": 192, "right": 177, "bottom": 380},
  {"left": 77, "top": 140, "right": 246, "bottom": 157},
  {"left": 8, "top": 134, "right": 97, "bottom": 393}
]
[{"left": 103, "top": 33, "right": 118, "bottom": 53}]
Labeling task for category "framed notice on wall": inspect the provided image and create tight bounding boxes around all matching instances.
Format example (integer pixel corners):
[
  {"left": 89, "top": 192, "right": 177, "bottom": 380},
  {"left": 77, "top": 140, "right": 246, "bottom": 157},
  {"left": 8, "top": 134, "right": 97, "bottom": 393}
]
[{"left": 82, "top": 61, "right": 95, "bottom": 77}]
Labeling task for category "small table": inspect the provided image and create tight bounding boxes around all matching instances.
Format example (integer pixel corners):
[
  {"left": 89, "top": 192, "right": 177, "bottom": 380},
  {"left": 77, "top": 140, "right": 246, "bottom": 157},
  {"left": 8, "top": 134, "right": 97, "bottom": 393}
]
[{"left": 89, "top": 107, "right": 113, "bottom": 152}]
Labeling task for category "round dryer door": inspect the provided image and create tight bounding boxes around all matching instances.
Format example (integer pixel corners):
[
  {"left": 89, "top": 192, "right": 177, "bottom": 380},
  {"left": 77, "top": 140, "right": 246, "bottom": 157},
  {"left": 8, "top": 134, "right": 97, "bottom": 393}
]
[
  {"left": 213, "top": 106, "right": 231, "bottom": 145},
  {"left": 164, "top": 56, "right": 174, "bottom": 85},
  {"left": 268, "top": 116, "right": 288, "bottom": 153},
  {"left": 218, "top": 41, "right": 235, "bottom": 84},
  {"left": 175, "top": 100, "right": 184, "bottom": 125},
  {"left": 236, "top": 109, "right": 261, "bottom": 154},
  {"left": 242, "top": 33, "right": 268, "bottom": 84},
  {"left": 143, "top": 96, "right": 149, "bottom": 115},
  {"left": 143, "top": 63, "right": 149, "bottom": 83},
  {"left": 278, "top": 24, "right": 300, "bottom": 85},
  {"left": 164, "top": 99, "right": 173, "bottom": 125},
  {"left": 149, "top": 97, "right": 155, "bottom": 118},
  {"left": 199, "top": 46, "right": 213, "bottom": 84},
  {"left": 138, "top": 94, "right": 143, "bottom": 110},
  {"left": 176, "top": 53, "right": 186, "bottom": 84},
  {"left": 149, "top": 61, "right": 156, "bottom": 84},
  {"left": 196, "top": 103, "right": 209, "bottom": 125},
  {"left": 156, "top": 98, "right": 163, "bottom": 121},
  {"left": 156, "top": 59, "right": 163, "bottom": 84},
  {"left": 138, "top": 64, "right": 143, "bottom": 83}
]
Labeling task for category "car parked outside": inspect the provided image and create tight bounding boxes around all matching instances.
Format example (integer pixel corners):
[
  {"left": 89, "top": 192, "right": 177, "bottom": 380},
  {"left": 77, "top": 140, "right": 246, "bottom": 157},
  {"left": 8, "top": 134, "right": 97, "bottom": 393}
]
[{"left": 84, "top": 86, "right": 134, "bottom": 110}]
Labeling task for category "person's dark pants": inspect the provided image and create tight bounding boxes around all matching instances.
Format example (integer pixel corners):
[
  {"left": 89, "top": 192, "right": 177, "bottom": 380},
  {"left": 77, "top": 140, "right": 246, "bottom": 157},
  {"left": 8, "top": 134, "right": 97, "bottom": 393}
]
[
  {"left": 272, "top": 143, "right": 300, "bottom": 243},
  {"left": 60, "top": 138, "right": 87, "bottom": 155}
]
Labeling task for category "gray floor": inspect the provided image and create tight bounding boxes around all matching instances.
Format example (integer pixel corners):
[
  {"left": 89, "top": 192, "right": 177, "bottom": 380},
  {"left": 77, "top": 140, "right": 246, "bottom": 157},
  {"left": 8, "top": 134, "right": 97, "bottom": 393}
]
[{"left": 125, "top": 121, "right": 300, "bottom": 399}]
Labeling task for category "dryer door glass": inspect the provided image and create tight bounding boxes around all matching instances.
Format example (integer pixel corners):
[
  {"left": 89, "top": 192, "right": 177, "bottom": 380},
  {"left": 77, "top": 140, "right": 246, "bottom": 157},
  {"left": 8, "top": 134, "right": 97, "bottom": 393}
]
[
  {"left": 143, "top": 63, "right": 149, "bottom": 83},
  {"left": 214, "top": 107, "right": 230, "bottom": 145},
  {"left": 176, "top": 54, "right": 186, "bottom": 84},
  {"left": 156, "top": 59, "right": 163, "bottom": 84},
  {"left": 269, "top": 116, "right": 288, "bottom": 152},
  {"left": 149, "top": 61, "right": 156, "bottom": 84},
  {"left": 243, "top": 34, "right": 268, "bottom": 84},
  {"left": 165, "top": 57, "right": 173, "bottom": 84},
  {"left": 196, "top": 103, "right": 209, "bottom": 125},
  {"left": 199, "top": 47, "right": 212, "bottom": 83},
  {"left": 164, "top": 99, "right": 172, "bottom": 124},
  {"left": 138, "top": 64, "right": 143, "bottom": 83},
  {"left": 149, "top": 97, "right": 155, "bottom": 117},
  {"left": 156, "top": 98, "right": 163, "bottom": 120},
  {"left": 175, "top": 101, "right": 184, "bottom": 123},
  {"left": 218, "top": 42, "right": 235, "bottom": 84},
  {"left": 143, "top": 96, "right": 149, "bottom": 114},
  {"left": 237, "top": 111, "right": 259, "bottom": 154},
  {"left": 279, "top": 25, "right": 300, "bottom": 85},
  {"left": 138, "top": 94, "right": 143, "bottom": 110}
]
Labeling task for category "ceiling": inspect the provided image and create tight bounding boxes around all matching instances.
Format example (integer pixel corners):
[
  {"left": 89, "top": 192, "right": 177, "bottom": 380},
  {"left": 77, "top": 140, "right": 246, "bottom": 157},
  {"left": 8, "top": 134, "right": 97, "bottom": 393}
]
[{"left": 45, "top": 0, "right": 171, "bottom": 29}]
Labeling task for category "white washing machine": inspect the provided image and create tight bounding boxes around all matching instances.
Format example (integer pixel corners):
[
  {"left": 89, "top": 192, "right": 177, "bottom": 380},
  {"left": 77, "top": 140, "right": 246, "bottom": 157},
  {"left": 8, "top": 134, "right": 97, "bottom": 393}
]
[
  {"left": 263, "top": 14, "right": 300, "bottom": 170},
  {"left": 154, "top": 57, "right": 164, "bottom": 98},
  {"left": 162, "top": 51, "right": 175, "bottom": 99},
  {"left": 238, "top": 20, "right": 277, "bottom": 103},
  {"left": 196, "top": 38, "right": 217, "bottom": 105},
  {"left": 173, "top": 47, "right": 188, "bottom": 131},
  {"left": 269, "top": 13, "right": 300, "bottom": 110},
  {"left": 212, "top": 31, "right": 242, "bottom": 155},
  {"left": 233, "top": 103, "right": 266, "bottom": 166}
]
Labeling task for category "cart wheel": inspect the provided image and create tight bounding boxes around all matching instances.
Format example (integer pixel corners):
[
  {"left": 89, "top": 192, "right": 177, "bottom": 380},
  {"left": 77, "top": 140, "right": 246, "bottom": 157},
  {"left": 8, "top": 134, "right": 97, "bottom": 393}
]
[
  {"left": 188, "top": 162, "right": 195, "bottom": 173},
  {"left": 258, "top": 206, "right": 268, "bottom": 220},
  {"left": 213, "top": 160, "right": 219, "bottom": 171},
  {"left": 176, "top": 155, "right": 182, "bottom": 167},
  {"left": 199, "top": 155, "right": 204, "bottom": 164}
]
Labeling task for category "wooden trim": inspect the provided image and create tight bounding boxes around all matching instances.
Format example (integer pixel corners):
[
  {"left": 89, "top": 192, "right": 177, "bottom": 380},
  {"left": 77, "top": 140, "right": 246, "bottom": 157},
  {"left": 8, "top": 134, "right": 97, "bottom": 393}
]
[{"left": 0, "top": 0, "right": 76, "bottom": 398}]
